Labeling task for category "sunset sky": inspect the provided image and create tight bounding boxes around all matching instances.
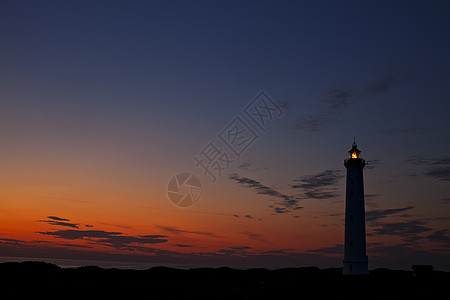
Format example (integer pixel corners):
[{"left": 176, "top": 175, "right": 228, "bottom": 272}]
[{"left": 1, "top": 1, "right": 449, "bottom": 270}]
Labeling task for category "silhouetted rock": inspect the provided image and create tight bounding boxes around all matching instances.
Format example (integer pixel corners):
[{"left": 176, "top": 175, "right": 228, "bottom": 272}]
[
  {"left": 412, "top": 265, "right": 433, "bottom": 278},
  {"left": 0, "top": 261, "right": 448, "bottom": 299}
]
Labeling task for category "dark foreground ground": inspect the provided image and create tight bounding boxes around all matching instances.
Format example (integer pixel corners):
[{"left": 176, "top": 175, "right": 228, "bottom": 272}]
[{"left": 0, "top": 261, "right": 448, "bottom": 299}]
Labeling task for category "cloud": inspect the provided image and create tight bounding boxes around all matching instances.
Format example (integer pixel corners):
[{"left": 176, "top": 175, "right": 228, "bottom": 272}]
[
  {"left": 327, "top": 213, "right": 344, "bottom": 217},
  {"left": 228, "top": 174, "right": 280, "bottom": 196},
  {"left": 369, "top": 220, "right": 433, "bottom": 238},
  {"left": 365, "top": 159, "right": 380, "bottom": 170},
  {"left": 292, "top": 170, "right": 342, "bottom": 189},
  {"left": 291, "top": 169, "right": 343, "bottom": 200},
  {"left": 366, "top": 206, "right": 414, "bottom": 222},
  {"left": 229, "top": 173, "right": 302, "bottom": 214},
  {"left": 292, "top": 74, "right": 414, "bottom": 133},
  {"left": 269, "top": 205, "right": 303, "bottom": 214},
  {"left": 38, "top": 216, "right": 79, "bottom": 228},
  {"left": 106, "top": 235, "right": 169, "bottom": 249},
  {"left": 37, "top": 229, "right": 168, "bottom": 250},
  {"left": 61, "top": 243, "right": 92, "bottom": 248},
  {"left": 232, "top": 214, "right": 261, "bottom": 221},
  {"left": 41, "top": 221, "right": 79, "bottom": 228},
  {"left": 174, "top": 244, "right": 192, "bottom": 248},
  {"left": 365, "top": 206, "right": 438, "bottom": 244},
  {"left": 360, "top": 75, "right": 399, "bottom": 96},
  {"left": 405, "top": 155, "right": 450, "bottom": 166},
  {"left": 424, "top": 229, "right": 450, "bottom": 251},
  {"left": 303, "top": 191, "right": 339, "bottom": 200},
  {"left": 241, "top": 231, "right": 272, "bottom": 245},
  {"left": 153, "top": 225, "right": 219, "bottom": 238},
  {"left": 364, "top": 194, "right": 381, "bottom": 208},
  {"left": 47, "top": 216, "right": 70, "bottom": 221},
  {"left": 217, "top": 247, "right": 251, "bottom": 256},
  {"left": 321, "top": 87, "right": 354, "bottom": 112},
  {"left": 0, "top": 238, "right": 24, "bottom": 245},
  {"left": 431, "top": 157, "right": 450, "bottom": 165},
  {"left": 307, "top": 244, "right": 343, "bottom": 256},
  {"left": 380, "top": 127, "right": 426, "bottom": 135},
  {"left": 368, "top": 242, "right": 450, "bottom": 270},
  {"left": 277, "top": 100, "right": 291, "bottom": 111},
  {"left": 427, "top": 229, "right": 450, "bottom": 244},
  {"left": 3, "top": 233, "right": 447, "bottom": 270},
  {"left": 238, "top": 160, "right": 268, "bottom": 172},
  {"left": 292, "top": 169, "right": 342, "bottom": 190},
  {"left": 291, "top": 85, "right": 355, "bottom": 132},
  {"left": 422, "top": 216, "right": 450, "bottom": 222},
  {"left": 424, "top": 166, "right": 450, "bottom": 181},
  {"left": 405, "top": 155, "right": 450, "bottom": 181},
  {"left": 292, "top": 87, "right": 354, "bottom": 133},
  {"left": 37, "top": 229, "right": 117, "bottom": 240},
  {"left": 230, "top": 246, "right": 252, "bottom": 250},
  {"left": 263, "top": 248, "right": 294, "bottom": 255},
  {"left": 360, "top": 73, "right": 418, "bottom": 97},
  {"left": 98, "top": 222, "right": 133, "bottom": 230},
  {"left": 238, "top": 161, "right": 251, "bottom": 170},
  {"left": 439, "top": 197, "right": 450, "bottom": 204},
  {"left": 404, "top": 155, "right": 432, "bottom": 165},
  {"left": 292, "top": 114, "right": 331, "bottom": 132}
]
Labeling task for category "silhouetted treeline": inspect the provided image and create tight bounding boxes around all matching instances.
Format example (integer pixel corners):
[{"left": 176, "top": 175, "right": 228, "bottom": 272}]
[{"left": 0, "top": 261, "right": 448, "bottom": 299}]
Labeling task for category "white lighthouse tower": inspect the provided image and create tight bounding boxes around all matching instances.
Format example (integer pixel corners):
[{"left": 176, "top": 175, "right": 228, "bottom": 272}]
[{"left": 343, "top": 140, "right": 368, "bottom": 275}]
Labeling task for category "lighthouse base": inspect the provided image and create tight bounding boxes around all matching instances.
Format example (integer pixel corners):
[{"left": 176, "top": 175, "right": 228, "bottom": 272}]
[{"left": 343, "top": 258, "right": 368, "bottom": 275}]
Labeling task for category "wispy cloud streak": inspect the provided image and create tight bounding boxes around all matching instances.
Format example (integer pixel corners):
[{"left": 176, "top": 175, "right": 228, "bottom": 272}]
[{"left": 229, "top": 173, "right": 302, "bottom": 214}]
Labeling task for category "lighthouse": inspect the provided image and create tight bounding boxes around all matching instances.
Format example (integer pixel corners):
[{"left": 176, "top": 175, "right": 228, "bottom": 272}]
[{"left": 343, "top": 140, "right": 368, "bottom": 275}]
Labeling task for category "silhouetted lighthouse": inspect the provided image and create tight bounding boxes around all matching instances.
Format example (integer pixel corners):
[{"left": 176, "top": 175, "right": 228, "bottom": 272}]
[{"left": 343, "top": 140, "right": 368, "bottom": 275}]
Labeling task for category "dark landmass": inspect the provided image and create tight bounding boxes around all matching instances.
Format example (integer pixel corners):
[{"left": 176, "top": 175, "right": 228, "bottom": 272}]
[{"left": 1, "top": 261, "right": 448, "bottom": 299}]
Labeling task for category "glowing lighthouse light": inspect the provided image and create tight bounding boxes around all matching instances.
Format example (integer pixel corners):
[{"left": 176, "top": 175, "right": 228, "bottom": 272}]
[{"left": 348, "top": 140, "right": 361, "bottom": 159}]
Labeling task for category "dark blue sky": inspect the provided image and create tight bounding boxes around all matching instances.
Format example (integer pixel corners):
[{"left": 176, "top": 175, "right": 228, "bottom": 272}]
[{"left": 2, "top": 1, "right": 449, "bottom": 139}]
